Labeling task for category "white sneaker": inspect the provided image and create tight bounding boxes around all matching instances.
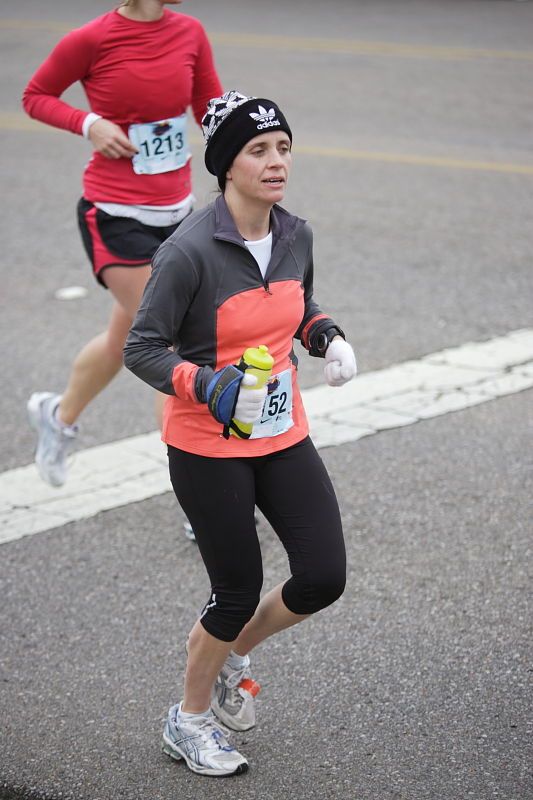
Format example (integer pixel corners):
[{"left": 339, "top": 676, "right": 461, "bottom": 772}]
[
  {"left": 162, "top": 703, "right": 248, "bottom": 777},
  {"left": 211, "top": 654, "right": 260, "bottom": 731},
  {"left": 27, "top": 392, "right": 78, "bottom": 487}
]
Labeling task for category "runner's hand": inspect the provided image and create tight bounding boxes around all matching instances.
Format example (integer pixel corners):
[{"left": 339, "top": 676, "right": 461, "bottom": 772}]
[
  {"left": 88, "top": 118, "right": 138, "bottom": 159},
  {"left": 234, "top": 374, "right": 267, "bottom": 423},
  {"left": 324, "top": 338, "right": 357, "bottom": 387}
]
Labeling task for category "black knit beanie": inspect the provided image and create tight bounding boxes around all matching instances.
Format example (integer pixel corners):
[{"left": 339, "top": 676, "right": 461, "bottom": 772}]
[{"left": 202, "top": 90, "right": 293, "bottom": 183}]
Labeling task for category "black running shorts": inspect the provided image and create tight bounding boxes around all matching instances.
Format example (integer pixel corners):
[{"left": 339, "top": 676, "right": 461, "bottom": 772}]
[{"left": 77, "top": 197, "right": 182, "bottom": 287}]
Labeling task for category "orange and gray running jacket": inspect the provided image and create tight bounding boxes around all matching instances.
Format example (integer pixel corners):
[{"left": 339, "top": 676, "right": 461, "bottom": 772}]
[{"left": 125, "top": 195, "right": 344, "bottom": 458}]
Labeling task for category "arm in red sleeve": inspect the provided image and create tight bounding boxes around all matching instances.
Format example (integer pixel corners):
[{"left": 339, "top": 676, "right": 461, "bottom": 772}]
[
  {"left": 22, "top": 26, "right": 97, "bottom": 135},
  {"left": 190, "top": 24, "right": 223, "bottom": 126}
]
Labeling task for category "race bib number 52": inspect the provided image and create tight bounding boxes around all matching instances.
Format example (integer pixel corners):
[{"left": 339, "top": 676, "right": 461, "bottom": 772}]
[{"left": 250, "top": 369, "right": 294, "bottom": 439}]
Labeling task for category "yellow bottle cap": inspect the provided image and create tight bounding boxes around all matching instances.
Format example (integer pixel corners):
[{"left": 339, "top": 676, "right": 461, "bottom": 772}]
[{"left": 243, "top": 344, "right": 274, "bottom": 371}]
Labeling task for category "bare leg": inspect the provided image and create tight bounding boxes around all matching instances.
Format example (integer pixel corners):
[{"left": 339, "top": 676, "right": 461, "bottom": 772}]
[
  {"left": 232, "top": 582, "right": 308, "bottom": 656},
  {"left": 57, "top": 265, "right": 166, "bottom": 426},
  {"left": 182, "top": 621, "right": 234, "bottom": 713},
  {"left": 59, "top": 302, "right": 132, "bottom": 425},
  {"left": 182, "top": 583, "right": 308, "bottom": 713}
]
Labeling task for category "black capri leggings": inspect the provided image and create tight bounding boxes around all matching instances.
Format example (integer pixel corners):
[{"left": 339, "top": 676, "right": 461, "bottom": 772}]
[{"left": 168, "top": 436, "right": 346, "bottom": 642}]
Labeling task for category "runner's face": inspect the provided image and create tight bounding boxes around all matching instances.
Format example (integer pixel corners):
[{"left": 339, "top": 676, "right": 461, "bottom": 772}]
[{"left": 226, "top": 132, "right": 292, "bottom": 205}]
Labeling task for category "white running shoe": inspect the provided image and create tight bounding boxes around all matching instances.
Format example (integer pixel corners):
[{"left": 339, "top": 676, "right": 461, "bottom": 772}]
[
  {"left": 211, "top": 654, "right": 261, "bottom": 732},
  {"left": 27, "top": 392, "right": 78, "bottom": 487},
  {"left": 162, "top": 703, "right": 248, "bottom": 777}
]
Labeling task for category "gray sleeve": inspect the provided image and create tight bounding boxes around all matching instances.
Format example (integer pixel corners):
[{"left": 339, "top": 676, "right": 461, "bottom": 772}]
[
  {"left": 294, "top": 224, "right": 322, "bottom": 336},
  {"left": 123, "top": 240, "right": 200, "bottom": 395},
  {"left": 295, "top": 223, "right": 343, "bottom": 356}
]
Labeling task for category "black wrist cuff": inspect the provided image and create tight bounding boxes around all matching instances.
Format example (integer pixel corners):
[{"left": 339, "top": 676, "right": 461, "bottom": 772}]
[
  {"left": 194, "top": 365, "right": 214, "bottom": 403},
  {"left": 309, "top": 324, "right": 345, "bottom": 358}
]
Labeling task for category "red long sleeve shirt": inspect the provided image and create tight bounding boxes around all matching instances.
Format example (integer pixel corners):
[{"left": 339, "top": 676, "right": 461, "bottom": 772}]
[{"left": 23, "top": 9, "right": 223, "bottom": 205}]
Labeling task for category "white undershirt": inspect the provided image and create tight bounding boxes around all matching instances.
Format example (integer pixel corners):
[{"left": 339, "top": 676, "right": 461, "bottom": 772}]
[
  {"left": 244, "top": 232, "right": 273, "bottom": 279},
  {"left": 94, "top": 193, "right": 194, "bottom": 227}
]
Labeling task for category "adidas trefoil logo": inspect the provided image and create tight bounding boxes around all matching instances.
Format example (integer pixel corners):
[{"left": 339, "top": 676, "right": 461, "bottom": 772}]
[
  {"left": 249, "top": 105, "right": 276, "bottom": 123},
  {"left": 249, "top": 105, "right": 281, "bottom": 131}
]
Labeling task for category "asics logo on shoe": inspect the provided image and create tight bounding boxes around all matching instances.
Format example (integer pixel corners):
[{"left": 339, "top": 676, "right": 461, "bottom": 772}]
[
  {"left": 249, "top": 105, "right": 281, "bottom": 131},
  {"left": 211, "top": 729, "right": 235, "bottom": 752}
]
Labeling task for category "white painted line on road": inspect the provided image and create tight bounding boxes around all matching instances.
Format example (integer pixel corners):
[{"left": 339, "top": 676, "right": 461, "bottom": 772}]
[
  {"left": 54, "top": 286, "right": 89, "bottom": 301},
  {"left": 1, "top": 328, "right": 532, "bottom": 546}
]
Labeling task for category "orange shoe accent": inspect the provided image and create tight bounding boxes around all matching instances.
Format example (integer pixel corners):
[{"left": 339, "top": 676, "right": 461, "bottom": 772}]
[{"left": 239, "top": 678, "right": 261, "bottom": 697}]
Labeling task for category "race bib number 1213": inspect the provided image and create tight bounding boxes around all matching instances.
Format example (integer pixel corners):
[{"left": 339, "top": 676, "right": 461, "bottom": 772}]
[{"left": 128, "top": 114, "right": 190, "bottom": 176}]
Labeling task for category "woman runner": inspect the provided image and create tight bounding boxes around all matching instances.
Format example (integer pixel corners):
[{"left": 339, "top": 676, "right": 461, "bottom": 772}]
[
  {"left": 22, "top": 0, "right": 222, "bottom": 527},
  {"left": 124, "top": 90, "right": 358, "bottom": 776}
]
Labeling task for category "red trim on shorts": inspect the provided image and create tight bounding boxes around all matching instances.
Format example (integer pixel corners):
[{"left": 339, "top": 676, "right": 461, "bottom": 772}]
[{"left": 84, "top": 206, "right": 150, "bottom": 280}]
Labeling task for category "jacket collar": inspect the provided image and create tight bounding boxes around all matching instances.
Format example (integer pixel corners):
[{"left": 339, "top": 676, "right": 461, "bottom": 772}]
[{"left": 213, "top": 194, "right": 305, "bottom": 248}]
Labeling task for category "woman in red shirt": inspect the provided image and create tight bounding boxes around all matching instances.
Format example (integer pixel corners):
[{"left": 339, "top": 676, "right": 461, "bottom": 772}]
[{"left": 23, "top": 0, "right": 222, "bottom": 496}]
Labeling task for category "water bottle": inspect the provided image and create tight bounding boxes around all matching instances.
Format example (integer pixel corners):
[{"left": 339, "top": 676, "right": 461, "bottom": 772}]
[{"left": 230, "top": 345, "right": 274, "bottom": 439}]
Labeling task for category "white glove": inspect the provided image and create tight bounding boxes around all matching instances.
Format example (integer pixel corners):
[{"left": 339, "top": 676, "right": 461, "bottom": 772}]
[
  {"left": 324, "top": 339, "right": 357, "bottom": 387},
  {"left": 234, "top": 373, "right": 268, "bottom": 423}
]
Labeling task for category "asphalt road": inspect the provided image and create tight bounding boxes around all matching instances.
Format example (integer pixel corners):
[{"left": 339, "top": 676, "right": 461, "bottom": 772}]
[{"left": 1, "top": 1, "right": 532, "bottom": 798}]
